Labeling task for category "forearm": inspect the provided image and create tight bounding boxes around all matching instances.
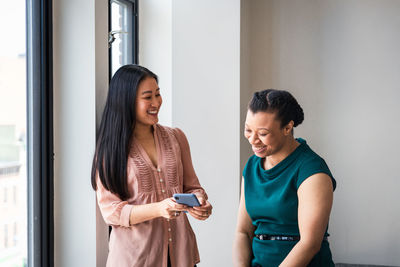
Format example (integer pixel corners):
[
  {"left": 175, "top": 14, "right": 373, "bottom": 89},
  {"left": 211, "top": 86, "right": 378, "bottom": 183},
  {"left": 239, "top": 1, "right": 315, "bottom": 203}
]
[
  {"left": 233, "top": 232, "right": 253, "bottom": 267},
  {"left": 279, "top": 241, "right": 320, "bottom": 267},
  {"left": 129, "top": 202, "right": 161, "bottom": 225}
]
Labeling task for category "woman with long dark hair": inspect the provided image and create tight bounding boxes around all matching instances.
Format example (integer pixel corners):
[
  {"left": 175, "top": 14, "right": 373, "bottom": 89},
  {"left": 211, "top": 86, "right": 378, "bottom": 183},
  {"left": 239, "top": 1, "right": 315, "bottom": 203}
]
[
  {"left": 233, "top": 89, "right": 336, "bottom": 266},
  {"left": 92, "top": 64, "right": 212, "bottom": 267}
]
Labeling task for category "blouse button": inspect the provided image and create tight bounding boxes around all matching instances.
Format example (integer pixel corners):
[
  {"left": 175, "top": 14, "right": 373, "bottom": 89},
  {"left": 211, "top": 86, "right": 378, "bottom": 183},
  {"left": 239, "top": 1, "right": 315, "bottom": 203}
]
[
  {"left": 169, "top": 238, "right": 172, "bottom": 242},
  {"left": 168, "top": 228, "right": 171, "bottom": 232},
  {"left": 161, "top": 189, "right": 165, "bottom": 193},
  {"left": 160, "top": 178, "right": 163, "bottom": 182},
  {"left": 157, "top": 168, "right": 161, "bottom": 172}
]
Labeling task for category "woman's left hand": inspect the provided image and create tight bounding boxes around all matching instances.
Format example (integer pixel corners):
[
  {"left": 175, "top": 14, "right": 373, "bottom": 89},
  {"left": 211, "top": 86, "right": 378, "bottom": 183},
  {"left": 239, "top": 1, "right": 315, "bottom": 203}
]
[{"left": 187, "top": 196, "right": 212, "bottom": 220}]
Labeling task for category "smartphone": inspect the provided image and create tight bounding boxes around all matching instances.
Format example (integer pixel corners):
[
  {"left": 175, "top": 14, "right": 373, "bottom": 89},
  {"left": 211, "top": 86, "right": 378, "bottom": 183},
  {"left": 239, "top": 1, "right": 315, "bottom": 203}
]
[{"left": 173, "top": 193, "right": 201, "bottom": 207}]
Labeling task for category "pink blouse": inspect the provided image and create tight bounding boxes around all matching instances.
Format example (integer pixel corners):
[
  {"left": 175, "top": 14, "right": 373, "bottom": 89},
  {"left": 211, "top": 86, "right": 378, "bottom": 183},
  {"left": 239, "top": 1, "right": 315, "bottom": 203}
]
[{"left": 96, "top": 124, "right": 207, "bottom": 267}]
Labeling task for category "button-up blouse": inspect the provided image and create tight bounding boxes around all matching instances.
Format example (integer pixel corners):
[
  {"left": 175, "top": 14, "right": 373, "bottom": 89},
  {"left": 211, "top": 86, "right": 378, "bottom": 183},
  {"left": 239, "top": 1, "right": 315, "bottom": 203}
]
[{"left": 96, "top": 124, "right": 207, "bottom": 267}]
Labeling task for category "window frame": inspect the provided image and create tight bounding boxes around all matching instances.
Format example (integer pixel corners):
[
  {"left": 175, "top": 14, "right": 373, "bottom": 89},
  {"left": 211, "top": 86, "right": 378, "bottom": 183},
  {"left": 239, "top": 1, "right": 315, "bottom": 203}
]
[
  {"left": 26, "top": 0, "right": 54, "bottom": 266},
  {"left": 108, "top": 0, "right": 139, "bottom": 79}
]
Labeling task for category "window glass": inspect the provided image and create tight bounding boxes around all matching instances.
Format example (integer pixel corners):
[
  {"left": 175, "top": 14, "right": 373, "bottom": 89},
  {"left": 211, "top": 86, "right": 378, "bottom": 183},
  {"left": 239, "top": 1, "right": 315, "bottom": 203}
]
[{"left": 0, "top": 1, "right": 28, "bottom": 266}]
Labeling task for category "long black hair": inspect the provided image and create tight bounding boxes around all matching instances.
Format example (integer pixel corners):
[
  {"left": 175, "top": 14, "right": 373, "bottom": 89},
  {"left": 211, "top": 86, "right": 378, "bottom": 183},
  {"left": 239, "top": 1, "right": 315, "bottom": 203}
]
[
  {"left": 91, "top": 64, "right": 158, "bottom": 200},
  {"left": 249, "top": 89, "right": 304, "bottom": 128}
]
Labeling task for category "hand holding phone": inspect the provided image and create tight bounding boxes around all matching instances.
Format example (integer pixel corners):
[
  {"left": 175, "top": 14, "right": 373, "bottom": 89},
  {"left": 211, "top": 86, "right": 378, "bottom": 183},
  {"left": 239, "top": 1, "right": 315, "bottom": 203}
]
[{"left": 173, "top": 193, "right": 200, "bottom": 207}]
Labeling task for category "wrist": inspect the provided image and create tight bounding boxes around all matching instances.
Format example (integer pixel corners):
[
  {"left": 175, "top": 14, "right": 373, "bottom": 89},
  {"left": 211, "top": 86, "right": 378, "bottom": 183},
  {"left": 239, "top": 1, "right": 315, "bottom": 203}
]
[{"left": 155, "top": 201, "right": 163, "bottom": 217}]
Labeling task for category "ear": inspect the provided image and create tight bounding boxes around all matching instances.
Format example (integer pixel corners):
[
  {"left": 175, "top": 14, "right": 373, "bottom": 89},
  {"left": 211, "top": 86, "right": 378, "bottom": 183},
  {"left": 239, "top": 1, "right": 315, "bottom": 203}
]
[{"left": 283, "top": 120, "right": 294, "bottom": 136}]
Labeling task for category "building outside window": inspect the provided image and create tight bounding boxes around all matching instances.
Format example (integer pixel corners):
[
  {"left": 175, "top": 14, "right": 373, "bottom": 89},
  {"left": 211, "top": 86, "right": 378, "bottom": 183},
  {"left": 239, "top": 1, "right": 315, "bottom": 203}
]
[
  {"left": 4, "top": 224, "right": 8, "bottom": 249},
  {"left": 0, "top": 1, "right": 28, "bottom": 266}
]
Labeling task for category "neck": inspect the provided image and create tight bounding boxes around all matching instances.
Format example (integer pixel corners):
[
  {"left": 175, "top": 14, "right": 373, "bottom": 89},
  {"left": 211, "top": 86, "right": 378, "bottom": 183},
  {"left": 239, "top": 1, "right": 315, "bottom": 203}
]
[
  {"left": 265, "top": 137, "right": 299, "bottom": 169},
  {"left": 134, "top": 123, "right": 154, "bottom": 139}
]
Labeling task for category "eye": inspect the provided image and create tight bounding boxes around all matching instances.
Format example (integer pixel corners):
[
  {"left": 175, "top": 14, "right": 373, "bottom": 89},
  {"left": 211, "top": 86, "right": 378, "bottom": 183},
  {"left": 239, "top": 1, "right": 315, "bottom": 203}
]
[
  {"left": 258, "top": 132, "right": 268, "bottom": 137},
  {"left": 156, "top": 93, "right": 161, "bottom": 97}
]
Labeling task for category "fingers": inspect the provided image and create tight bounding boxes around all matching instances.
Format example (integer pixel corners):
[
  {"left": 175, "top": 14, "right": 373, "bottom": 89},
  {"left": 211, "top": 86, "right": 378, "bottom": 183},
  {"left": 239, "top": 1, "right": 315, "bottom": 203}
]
[
  {"left": 197, "top": 196, "right": 206, "bottom": 206},
  {"left": 187, "top": 208, "right": 210, "bottom": 220},
  {"left": 170, "top": 210, "right": 182, "bottom": 218},
  {"left": 162, "top": 210, "right": 182, "bottom": 220},
  {"left": 187, "top": 209, "right": 203, "bottom": 220},
  {"left": 188, "top": 200, "right": 212, "bottom": 220},
  {"left": 193, "top": 200, "right": 212, "bottom": 212},
  {"left": 166, "top": 198, "right": 187, "bottom": 211},
  {"left": 161, "top": 197, "right": 212, "bottom": 220},
  {"left": 159, "top": 197, "right": 188, "bottom": 219}
]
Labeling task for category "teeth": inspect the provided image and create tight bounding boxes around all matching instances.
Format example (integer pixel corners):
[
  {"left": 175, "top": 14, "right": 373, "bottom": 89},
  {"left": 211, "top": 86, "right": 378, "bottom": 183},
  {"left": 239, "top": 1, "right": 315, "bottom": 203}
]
[{"left": 148, "top": 110, "right": 157, "bottom": 114}]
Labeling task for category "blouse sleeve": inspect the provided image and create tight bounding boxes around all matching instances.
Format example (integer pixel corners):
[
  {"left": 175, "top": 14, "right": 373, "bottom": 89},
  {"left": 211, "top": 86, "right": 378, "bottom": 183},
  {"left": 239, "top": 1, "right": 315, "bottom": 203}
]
[
  {"left": 96, "top": 174, "right": 133, "bottom": 227},
  {"left": 172, "top": 127, "right": 208, "bottom": 200}
]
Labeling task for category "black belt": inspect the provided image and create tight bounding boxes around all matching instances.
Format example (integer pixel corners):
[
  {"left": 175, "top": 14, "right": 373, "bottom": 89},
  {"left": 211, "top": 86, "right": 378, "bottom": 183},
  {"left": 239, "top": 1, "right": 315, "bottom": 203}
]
[{"left": 255, "top": 234, "right": 328, "bottom": 241}]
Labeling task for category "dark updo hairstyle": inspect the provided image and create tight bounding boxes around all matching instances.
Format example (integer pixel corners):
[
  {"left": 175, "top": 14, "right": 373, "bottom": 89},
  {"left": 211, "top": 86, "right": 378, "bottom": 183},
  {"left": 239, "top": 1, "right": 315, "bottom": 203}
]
[
  {"left": 249, "top": 89, "right": 304, "bottom": 128},
  {"left": 91, "top": 64, "right": 158, "bottom": 200}
]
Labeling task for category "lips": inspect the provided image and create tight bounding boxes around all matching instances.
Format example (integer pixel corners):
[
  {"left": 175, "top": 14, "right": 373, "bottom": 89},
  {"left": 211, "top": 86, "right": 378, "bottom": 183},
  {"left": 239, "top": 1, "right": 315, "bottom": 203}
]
[
  {"left": 147, "top": 109, "right": 158, "bottom": 115},
  {"left": 252, "top": 146, "right": 267, "bottom": 154}
]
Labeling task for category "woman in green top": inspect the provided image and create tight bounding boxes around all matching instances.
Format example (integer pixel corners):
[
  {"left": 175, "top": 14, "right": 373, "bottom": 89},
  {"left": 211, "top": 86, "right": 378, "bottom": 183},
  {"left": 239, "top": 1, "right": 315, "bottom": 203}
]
[{"left": 233, "top": 89, "right": 336, "bottom": 267}]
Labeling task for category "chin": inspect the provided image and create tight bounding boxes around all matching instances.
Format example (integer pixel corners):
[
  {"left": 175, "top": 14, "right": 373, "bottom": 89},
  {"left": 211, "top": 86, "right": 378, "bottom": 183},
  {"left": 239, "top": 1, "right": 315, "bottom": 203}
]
[
  {"left": 253, "top": 151, "right": 265, "bottom": 158},
  {"left": 150, "top": 120, "right": 158, "bottom": 126},
  {"left": 146, "top": 116, "right": 159, "bottom": 125},
  {"left": 254, "top": 149, "right": 273, "bottom": 158}
]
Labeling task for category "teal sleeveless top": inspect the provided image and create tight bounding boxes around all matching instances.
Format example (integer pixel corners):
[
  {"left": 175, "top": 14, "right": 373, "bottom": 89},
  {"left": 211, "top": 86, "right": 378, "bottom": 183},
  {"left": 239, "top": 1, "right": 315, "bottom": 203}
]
[{"left": 243, "top": 138, "right": 336, "bottom": 267}]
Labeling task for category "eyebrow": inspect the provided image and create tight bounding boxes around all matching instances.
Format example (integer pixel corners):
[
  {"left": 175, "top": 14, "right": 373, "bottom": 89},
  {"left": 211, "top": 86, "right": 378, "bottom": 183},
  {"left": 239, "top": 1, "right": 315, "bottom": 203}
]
[
  {"left": 245, "top": 124, "right": 270, "bottom": 131},
  {"left": 141, "top": 88, "right": 160, "bottom": 95}
]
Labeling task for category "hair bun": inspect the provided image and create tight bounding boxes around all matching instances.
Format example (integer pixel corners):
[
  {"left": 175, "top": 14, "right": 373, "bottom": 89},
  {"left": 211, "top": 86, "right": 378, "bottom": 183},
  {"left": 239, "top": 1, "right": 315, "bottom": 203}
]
[{"left": 293, "top": 104, "right": 304, "bottom": 127}]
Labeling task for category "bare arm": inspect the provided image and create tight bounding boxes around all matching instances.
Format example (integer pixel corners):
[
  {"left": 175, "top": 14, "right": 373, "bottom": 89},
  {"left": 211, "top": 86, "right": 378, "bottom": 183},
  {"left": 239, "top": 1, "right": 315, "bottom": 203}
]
[
  {"left": 129, "top": 198, "right": 188, "bottom": 225},
  {"left": 279, "top": 173, "right": 333, "bottom": 267},
  {"left": 96, "top": 175, "right": 187, "bottom": 227},
  {"left": 233, "top": 178, "right": 255, "bottom": 267}
]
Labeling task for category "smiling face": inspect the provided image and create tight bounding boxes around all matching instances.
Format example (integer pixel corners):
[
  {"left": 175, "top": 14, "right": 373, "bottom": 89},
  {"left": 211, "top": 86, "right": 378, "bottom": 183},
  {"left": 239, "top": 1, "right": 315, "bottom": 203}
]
[
  {"left": 244, "top": 110, "right": 293, "bottom": 158},
  {"left": 135, "top": 77, "right": 162, "bottom": 127}
]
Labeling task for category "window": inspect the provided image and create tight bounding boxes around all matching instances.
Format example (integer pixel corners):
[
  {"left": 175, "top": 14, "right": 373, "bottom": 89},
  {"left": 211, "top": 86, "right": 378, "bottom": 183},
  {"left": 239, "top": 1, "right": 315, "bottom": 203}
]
[
  {"left": 0, "top": 1, "right": 28, "bottom": 265},
  {"left": 0, "top": 0, "right": 54, "bottom": 265},
  {"left": 109, "top": 0, "right": 139, "bottom": 76},
  {"left": 13, "top": 185, "right": 17, "bottom": 204},
  {"left": 3, "top": 187, "right": 7, "bottom": 203},
  {"left": 26, "top": 0, "right": 54, "bottom": 266},
  {"left": 13, "top": 222, "right": 18, "bottom": 247},
  {"left": 4, "top": 224, "right": 8, "bottom": 248}
]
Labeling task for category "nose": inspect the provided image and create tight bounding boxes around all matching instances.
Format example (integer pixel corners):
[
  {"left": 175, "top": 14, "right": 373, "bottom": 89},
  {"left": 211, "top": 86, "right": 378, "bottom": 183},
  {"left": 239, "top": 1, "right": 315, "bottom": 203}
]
[
  {"left": 150, "top": 97, "right": 161, "bottom": 108},
  {"left": 248, "top": 133, "right": 259, "bottom": 145}
]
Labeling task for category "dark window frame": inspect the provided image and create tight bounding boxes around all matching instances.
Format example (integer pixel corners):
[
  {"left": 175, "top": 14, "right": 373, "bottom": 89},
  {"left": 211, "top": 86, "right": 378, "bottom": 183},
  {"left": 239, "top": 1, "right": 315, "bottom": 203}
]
[
  {"left": 108, "top": 0, "right": 139, "bottom": 79},
  {"left": 26, "top": 0, "right": 54, "bottom": 266}
]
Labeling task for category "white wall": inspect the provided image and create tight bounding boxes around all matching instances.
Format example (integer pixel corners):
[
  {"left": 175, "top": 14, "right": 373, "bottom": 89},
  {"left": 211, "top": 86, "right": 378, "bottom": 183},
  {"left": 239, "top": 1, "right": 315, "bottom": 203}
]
[
  {"left": 140, "top": 1, "right": 241, "bottom": 265},
  {"left": 241, "top": 0, "right": 400, "bottom": 265},
  {"left": 172, "top": 1, "right": 241, "bottom": 266},
  {"left": 53, "top": 0, "right": 108, "bottom": 266},
  {"left": 139, "top": 0, "right": 173, "bottom": 126}
]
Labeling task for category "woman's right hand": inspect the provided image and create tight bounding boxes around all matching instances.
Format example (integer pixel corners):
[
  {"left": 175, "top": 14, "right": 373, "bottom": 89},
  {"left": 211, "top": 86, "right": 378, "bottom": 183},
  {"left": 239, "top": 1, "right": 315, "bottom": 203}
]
[{"left": 157, "top": 197, "right": 187, "bottom": 219}]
